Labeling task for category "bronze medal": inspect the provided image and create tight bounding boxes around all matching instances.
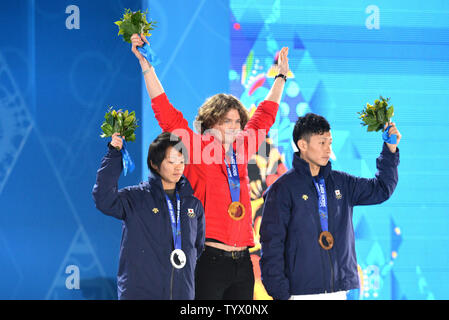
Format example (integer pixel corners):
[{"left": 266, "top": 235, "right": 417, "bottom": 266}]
[
  {"left": 228, "top": 201, "right": 245, "bottom": 221},
  {"left": 318, "top": 231, "right": 334, "bottom": 250}
]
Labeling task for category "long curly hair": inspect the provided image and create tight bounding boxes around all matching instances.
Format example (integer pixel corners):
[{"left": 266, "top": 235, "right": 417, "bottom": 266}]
[{"left": 194, "top": 93, "right": 250, "bottom": 134}]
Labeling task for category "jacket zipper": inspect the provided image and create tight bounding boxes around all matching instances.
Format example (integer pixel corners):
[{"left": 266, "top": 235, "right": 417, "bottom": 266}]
[
  {"left": 170, "top": 266, "right": 174, "bottom": 300},
  {"left": 312, "top": 179, "right": 335, "bottom": 293},
  {"left": 164, "top": 188, "right": 178, "bottom": 300},
  {"left": 326, "top": 251, "right": 334, "bottom": 293}
]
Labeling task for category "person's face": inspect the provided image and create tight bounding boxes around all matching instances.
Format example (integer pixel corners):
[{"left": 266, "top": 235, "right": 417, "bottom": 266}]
[
  {"left": 153, "top": 146, "right": 185, "bottom": 188},
  {"left": 211, "top": 108, "right": 242, "bottom": 145},
  {"left": 297, "top": 131, "right": 332, "bottom": 167}
]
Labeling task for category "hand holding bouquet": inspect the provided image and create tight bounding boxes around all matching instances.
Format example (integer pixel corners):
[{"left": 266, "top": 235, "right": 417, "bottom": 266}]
[
  {"left": 114, "top": 9, "right": 156, "bottom": 43},
  {"left": 358, "top": 96, "right": 397, "bottom": 144},
  {"left": 100, "top": 107, "right": 138, "bottom": 143},
  {"left": 100, "top": 107, "right": 139, "bottom": 175},
  {"left": 115, "top": 8, "right": 158, "bottom": 64}
]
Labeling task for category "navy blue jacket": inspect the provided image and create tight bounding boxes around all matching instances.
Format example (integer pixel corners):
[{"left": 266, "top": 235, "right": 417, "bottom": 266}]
[
  {"left": 92, "top": 146, "right": 205, "bottom": 300},
  {"left": 260, "top": 143, "right": 399, "bottom": 299}
]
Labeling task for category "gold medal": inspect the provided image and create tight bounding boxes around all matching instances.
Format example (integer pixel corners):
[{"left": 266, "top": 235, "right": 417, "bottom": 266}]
[
  {"left": 318, "top": 231, "right": 334, "bottom": 250},
  {"left": 228, "top": 201, "right": 245, "bottom": 221}
]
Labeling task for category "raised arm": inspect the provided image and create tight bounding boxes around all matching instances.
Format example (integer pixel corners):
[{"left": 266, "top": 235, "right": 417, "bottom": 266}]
[
  {"left": 130, "top": 34, "right": 202, "bottom": 165},
  {"left": 265, "top": 47, "right": 289, "bottom": 104},
  {"left": 92, "top": 133, "right": 127, "bottom": 220},
  {"left": 349, "top": 123, "right": 401, "bottom": 206},
  {"left": 239, "top": 47, "right": 289, "bottom": 159},
  {"left": 131, "top": 33, "right": 164, "bottom": 99}
]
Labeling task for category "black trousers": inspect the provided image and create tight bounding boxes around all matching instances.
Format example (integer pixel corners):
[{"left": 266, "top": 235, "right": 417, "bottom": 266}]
[{"left": 195, "top": 246, "right": 255, "bottom": 300}]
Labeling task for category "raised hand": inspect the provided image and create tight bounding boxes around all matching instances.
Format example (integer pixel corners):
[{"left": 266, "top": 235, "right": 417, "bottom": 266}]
[
  {"left": 111, "top": 132, "right": 125, "bottom": 151},
  {"left": 131, "top": 33, "right": 150, "bottom": 63},
  {"left": 384, "top": 122, "right": 401, "bottom": 153},
  {"left": 277, "top": 47, "right": 289, "bottom": 76}
]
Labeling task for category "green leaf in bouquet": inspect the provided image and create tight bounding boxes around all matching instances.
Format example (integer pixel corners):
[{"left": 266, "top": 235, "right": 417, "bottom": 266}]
[
  {"left": 124, "top": 114, "right": 135, "bottom": 127},
  {"left": 367, "top": 123, "right": 378, "bottom": 132},
  {"left": 101, "top": 123, "right": 113, "bottom": 136},
  {"left": 363, "top": 115, "right": 377, "bottom": 126},
  {"left": 127, "top": 133, "right": 136, "bottom": 142},
  {"left": 365, "top": 104, "right": 375, "bottom": 116},
  {"left": 117, "top": 118, "right": 123, "bottom": 132},
  {"left": 124, "top": 127, "right": 135, "bottom": 137},
  {"left": 377, "top": 108, "right": 385, "bottom": 124},
  {"left": 104, "top": 113, "right": 114, "bottom": 128},
  {"left": 100, "top": 106, "right": 139, "bottom": 142},
  {"left": 115, "top": 8, "right": 157, "bottom": 44},
  {"left": 386, "top": 105, "right": 394, "bottom": 121},
  {"left": 376, "top": 123, "right": 385, "bottom": 132},
  {"left": 359, "top": 96, "right": 395, "bottom": 133},
  {"left": 113, "top": 118, "right": 121, "bottom": 134}
]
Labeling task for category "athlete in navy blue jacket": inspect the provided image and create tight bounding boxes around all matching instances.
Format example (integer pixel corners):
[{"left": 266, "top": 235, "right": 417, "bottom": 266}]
[
  {"left": 260, "top": 113, "right": 401, "bottom": 300},
  {"left": 92, "top": 132, "right": 205, "bottom": 300}
]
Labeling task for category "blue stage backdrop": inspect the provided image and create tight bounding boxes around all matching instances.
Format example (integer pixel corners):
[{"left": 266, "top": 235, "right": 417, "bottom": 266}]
[{"left": 0, "top": 0, "right": 448, "bottom": 300}]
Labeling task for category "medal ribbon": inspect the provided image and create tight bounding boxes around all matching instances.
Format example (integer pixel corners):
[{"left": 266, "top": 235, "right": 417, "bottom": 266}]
[
  {"left": 164, "top": 190, "right": 182, "bottom": 250},
  {"left": 137, "top": 43, "right": 161, "bottom": 66},
  {"left": 223, "top": 149, "right": 240, "bottom": 203},
  {"left": 313, "top": 177, "right": 329, "bottom": 233},
  {"left": 121, "top": 140, "right": 135, "bottom": 176},
  {"left": 382, "top": 125, "right": 397, "bottom": 144}
]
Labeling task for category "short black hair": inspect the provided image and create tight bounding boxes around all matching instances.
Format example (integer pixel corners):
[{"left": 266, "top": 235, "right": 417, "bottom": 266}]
[
  {"left": 292, "top": 113, "right": 331, "bottom": 144},
  {"left": 147, "top": 132, "right": 188, "bottom": 176}
]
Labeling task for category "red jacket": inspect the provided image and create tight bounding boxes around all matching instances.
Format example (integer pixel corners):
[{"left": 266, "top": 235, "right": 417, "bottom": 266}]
[{"left": 151, "top": 93, "right": 279, "bottom": 247}]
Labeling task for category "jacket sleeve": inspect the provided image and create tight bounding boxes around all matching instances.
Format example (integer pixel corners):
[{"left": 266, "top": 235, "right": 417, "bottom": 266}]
[
  {"left": 259, "top": 182, "right": 291, "bottom": 300},
  {"left": 239, "top": 100, "right": 279, "bottom": 161},
  {"left": 348, "top": 143, "right": 400, "bottom": 206},
  {"left": 151, "top": 93, "right": 202, "bottom": 165},
  {"left": 195, "top": 200, "right": 206, "bottom": 259},
  {"left": 92, "top": 145, "right": 129, "bottom": 220}
]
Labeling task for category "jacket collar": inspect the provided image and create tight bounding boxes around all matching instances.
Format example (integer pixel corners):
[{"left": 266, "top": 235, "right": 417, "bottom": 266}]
[
  {"left": 146, "top": 170, "right": 194, "bottom": 198},
  {"left": 292, "top": 152, "right": 332, "bottom": 179}
]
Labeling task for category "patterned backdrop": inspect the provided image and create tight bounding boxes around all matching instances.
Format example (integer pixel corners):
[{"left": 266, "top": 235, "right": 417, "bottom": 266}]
[{"left": 0, "top": 0, "right": 448, "bottom": 300}]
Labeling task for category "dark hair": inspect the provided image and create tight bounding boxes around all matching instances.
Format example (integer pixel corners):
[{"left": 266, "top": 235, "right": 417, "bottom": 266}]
[
  {"left": 292, "top": 113, "right": 331, "bottom": 144},
  {"left": 147, "top": 132, "right": 188, "bottom": 176}
]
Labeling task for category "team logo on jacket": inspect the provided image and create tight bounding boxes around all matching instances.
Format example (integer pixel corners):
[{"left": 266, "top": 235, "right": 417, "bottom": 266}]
[
  {"left": 335, "top": 190, "right": 342, "bottom": 199},
  {"left": 187, "top": 208, "right": 195, "bottom": 218},
  {"left": 152, "top": 208, "right": 159, "bottom": 214},
  {"left": 302, "top": 194, "right": 308, "bottom": 201}
]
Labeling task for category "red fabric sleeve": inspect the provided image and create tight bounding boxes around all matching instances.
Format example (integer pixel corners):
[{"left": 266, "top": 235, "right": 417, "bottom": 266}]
[{"left": 151, "top": 93, "right": 202, "bottom": 165}]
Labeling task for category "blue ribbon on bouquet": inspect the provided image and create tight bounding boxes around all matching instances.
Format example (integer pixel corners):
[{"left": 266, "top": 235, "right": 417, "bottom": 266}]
[
  {"left": 121, "top": 140, "right": 135, "bottom": 176},
  {"left": 382, "top": 125, "right": 397, "bottom": 145},
  {"left": 137, "top": 43, "right": 160, "bottom": 66}
]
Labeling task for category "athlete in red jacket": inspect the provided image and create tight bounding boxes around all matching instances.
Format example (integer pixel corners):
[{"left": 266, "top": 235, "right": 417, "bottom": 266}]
[{"left": 131, "top": 33, "right": 289, "bottom": 299}]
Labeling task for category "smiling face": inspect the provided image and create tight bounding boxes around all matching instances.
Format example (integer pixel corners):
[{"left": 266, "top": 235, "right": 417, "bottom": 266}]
[
  {"left": 152, "top": 146, "right": 185, "bottom": 190},
  {"left": 211, "top": 108, "right": 242, "bottom": 145},
  {"left": 297, "top": 131, "right": 333, "bottom": 172}
]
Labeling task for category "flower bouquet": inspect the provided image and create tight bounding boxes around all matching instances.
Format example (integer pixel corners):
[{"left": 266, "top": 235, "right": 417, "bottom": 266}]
[
  {"left": 100, "top": 107, "right": 139, "bottom": 175},
  {"left": 114, "top": 8, "right": 158, "bottom": 64},
  {"left": 358, "top": 96, "right": 397, "bottom": 144}
]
